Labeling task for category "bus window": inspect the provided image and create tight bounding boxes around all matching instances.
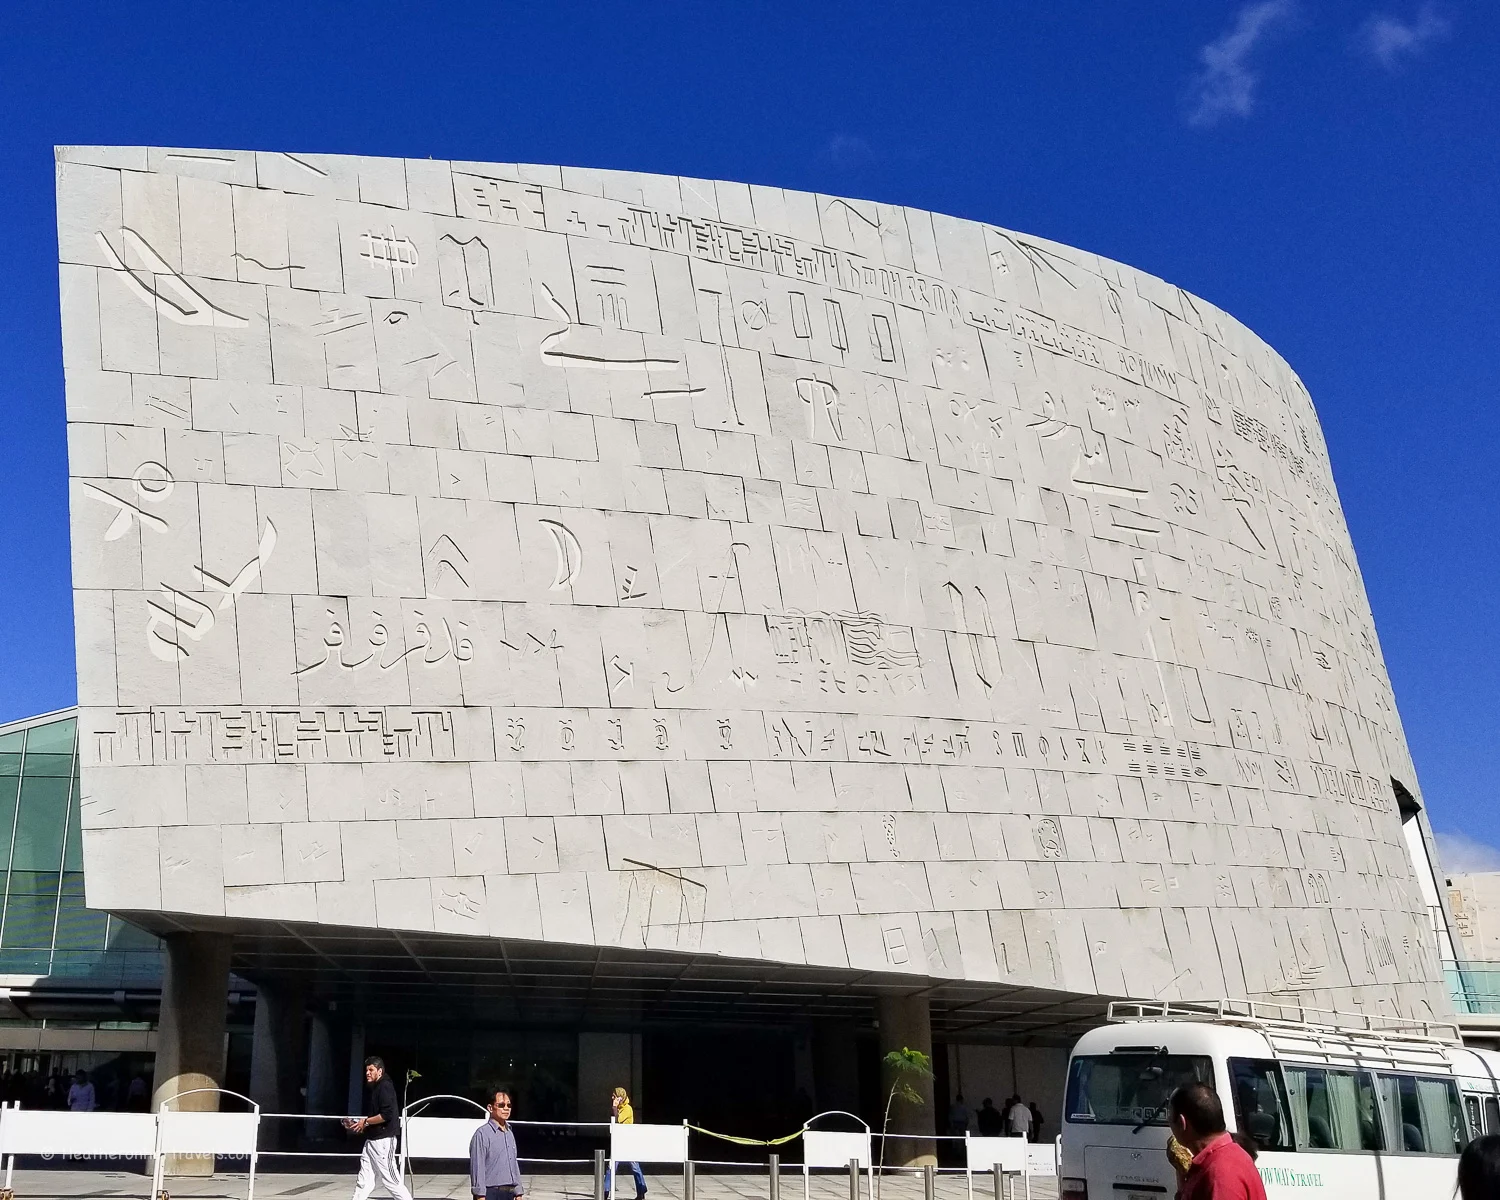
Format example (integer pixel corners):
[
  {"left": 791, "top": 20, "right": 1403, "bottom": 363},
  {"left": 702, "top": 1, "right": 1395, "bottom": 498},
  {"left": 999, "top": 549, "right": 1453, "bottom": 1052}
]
[
  {"left": 1283, "top": 1066, "right": 1383, "bottom": 1152},
  {"left": 1065, "top": 1053, "right": 1213, "bottom": 1126},
  {"left": 1466, "top": 1096, "right": 1483, "bottom": 1137},
  {"left": 1228, "top": 1058, "right": 1294, "bottom": 1152},
  {"left": 1485, "top": 1096, "right": 1500, "bottom": 1135},
  {"left": 1376, "top": 1074, "right": 1468, "bottom": 1155}
]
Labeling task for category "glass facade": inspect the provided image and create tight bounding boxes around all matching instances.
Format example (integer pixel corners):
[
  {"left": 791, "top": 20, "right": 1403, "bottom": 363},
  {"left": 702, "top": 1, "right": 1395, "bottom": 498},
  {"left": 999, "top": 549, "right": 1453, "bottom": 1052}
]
[
  {"left": 1447, "top": 962, "right": 1500, "bottom": 1014},
  {"left": 0, "top": 711, "right": 160, "bottom": 982}
]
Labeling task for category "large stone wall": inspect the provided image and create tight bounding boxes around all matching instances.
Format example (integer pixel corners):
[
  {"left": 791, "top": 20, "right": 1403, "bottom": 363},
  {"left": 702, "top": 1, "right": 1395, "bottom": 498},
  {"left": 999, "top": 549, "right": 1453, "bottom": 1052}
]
[{"left": 57, "top": 146, "right": 1446, "bottom": 1015}]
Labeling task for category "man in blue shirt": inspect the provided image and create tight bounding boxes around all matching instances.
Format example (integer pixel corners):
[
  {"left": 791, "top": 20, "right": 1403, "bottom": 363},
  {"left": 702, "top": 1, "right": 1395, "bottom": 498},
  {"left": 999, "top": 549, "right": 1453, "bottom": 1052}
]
[{"left": 470, "top": 1089, "right": 525, "bottom": 1200}]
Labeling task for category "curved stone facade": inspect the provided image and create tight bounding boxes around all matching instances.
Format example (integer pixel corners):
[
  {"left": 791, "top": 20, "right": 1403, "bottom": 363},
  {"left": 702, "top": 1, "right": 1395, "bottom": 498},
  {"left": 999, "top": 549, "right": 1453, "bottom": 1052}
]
[{"left": 58, "top": 147, "right": 1445, "bottom": 1016}]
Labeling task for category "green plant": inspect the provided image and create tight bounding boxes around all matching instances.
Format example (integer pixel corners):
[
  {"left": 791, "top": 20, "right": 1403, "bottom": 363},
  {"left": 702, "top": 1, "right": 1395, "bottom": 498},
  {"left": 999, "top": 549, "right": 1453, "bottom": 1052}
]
[{"left": 877, "top": 1047, "right": 932, "bottom": 1198}]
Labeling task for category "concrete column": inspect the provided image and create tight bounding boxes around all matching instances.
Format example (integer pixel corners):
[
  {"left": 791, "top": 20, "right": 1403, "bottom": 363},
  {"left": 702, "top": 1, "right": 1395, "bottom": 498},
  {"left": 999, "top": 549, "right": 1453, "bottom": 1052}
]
[
  {"left": 304, "top": 1013, "right": 337, "bottom": 1140},
  {"left": 347, "top": 1024, "right": 367, "bottom": 1115},
  {"left": 579, "top": 1032, "right": 633, "bottom": 1121},
  {"left": 153, "top": 931, "right": 234, "bottom": 1176},
  {"left": 812, "top": 1019, "right": 860, "bottom": 1115},
  {"left": 249, "top": 980, "right": 306, "bottom": 1146},
  {"left": 877, "top": 995, "right": 936, "bottom": 1167}
]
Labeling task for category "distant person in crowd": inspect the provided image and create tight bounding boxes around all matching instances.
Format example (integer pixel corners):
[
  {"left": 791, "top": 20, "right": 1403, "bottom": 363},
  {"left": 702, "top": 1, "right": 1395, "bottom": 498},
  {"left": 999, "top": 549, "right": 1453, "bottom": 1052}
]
[
  {"left": 66, "top": 1070, "right": 96, "bottom": 1112},
  {"left": 1166, "top": 1082, "right": 1266, "bottom": 1200},
  {"left": 127, "top": 1074, "right": 149, "bottom": 1112},
  {"left": 1006, "top": 1095, "right": 1032, "bottom": 1140},
  {"left": 1459, "top": 1134, "right": 1500, "bottom": 1200},
  {"left": 469, "top": 1088, "right": 524, "bottom": 1200},
  {"left": 1028, "top": 1102, "right": 1044, "bottom": 1144},
  {"left": 348, "top": 1056, "right": 414, "bottom": 1200},
  {"left": 605, "top": 1086, "right": 647, "bottom": 1200},
  {"left": 976, "top": 1097, "right": 1004, "bottom": 1136},
  {"left": 948, "top": 1093, "right": 972, "bottom": 1136}
]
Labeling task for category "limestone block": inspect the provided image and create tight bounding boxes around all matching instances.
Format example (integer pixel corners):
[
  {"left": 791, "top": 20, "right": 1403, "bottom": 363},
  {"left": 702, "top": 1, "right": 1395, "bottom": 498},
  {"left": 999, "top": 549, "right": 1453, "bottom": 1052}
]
[
  {"left": 225, "top": 883, "right": 316, "bottom": 921},
  {"left": 275, "top": 821, "right": 343, "bottom": 885},
  {"left": 221, "top": 823, "right": 286, "bottom": 887},
  {"left": 82, "top": 828, "right": 161, "bottom": 909},
  {"left": 374, "top": 877, "right": 435, "bottom": 932}
]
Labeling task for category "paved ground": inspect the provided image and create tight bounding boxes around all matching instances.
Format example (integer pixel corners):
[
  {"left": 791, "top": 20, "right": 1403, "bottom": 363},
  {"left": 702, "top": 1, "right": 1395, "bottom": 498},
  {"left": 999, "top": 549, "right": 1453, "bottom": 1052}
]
[{"left": 3, "top": 1169, "right": 1056, "bottom": 1200}]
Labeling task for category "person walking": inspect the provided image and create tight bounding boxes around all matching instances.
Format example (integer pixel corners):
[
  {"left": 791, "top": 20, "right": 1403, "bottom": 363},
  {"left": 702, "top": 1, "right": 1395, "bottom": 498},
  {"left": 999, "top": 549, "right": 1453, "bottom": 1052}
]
[
  {"left": 1167, "top": 1082, "right": 1266, "bottom": 1200},
  {"left": 470, "top": 1089, "right": 524, "bottom": 1200},
  {"left": 349, "top": 1056, "right": 414, "bottom": 1200},
  {"left": 948, "top": 1093, "right": 972, "bottom": 1136},
  {"left": 605, "top": 1086, "right": 647, "bottom": 1200},
  {"left": 1006, "top": 1095, "right": 1033, "bottom": 1140},
  {"left": 1459, "top": 1134, "right": 1500, "bottom": 1200},
  {"left": 66, "top": 1070, "right": 96, "bottom": 1113},
  {"left": 976, "top": 1097, "right": 1003, "bottom": 1136}
]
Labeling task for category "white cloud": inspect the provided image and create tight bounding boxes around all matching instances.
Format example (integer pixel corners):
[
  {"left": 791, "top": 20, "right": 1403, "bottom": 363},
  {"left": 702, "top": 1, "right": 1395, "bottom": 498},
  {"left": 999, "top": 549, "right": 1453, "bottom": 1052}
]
[
  {"left": 1357, "top": 4, "right": 1451, "bottom": 70},
  {"left": 1436, "top": 830, "right": 1500, "bottom": 875},
  {"left": 1186, "top": 0, "right": 1298, "bottom": 127}
]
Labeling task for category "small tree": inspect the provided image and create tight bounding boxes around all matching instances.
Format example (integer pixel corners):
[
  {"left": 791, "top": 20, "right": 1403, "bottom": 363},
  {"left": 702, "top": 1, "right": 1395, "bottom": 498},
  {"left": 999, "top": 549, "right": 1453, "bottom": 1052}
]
[{"left": 877, "top": 1047, "right": 933, "bottom": 1198}]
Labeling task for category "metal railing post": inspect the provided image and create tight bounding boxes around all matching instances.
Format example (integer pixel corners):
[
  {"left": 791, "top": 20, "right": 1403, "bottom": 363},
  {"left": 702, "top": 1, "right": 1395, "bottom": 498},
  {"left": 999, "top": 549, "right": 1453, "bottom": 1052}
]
[
  {"left": 594, "top": 1149, "right": 606, "bottom": 1200},
  {"left": 848, "top": 1157, "right": 860, "bottom": 1200},
  {"left": 685, "top": 1160, "right": 696, "bottom": 1200},
  {"left": 923, "top": 1164, "right": 935, "bottom": 1200},
  {"left": 992, "top": 1163, "right": 1004, "bottom": 1200},
  {"left": 769, "top": 1152, "right": 781, "bottom": 1200}
]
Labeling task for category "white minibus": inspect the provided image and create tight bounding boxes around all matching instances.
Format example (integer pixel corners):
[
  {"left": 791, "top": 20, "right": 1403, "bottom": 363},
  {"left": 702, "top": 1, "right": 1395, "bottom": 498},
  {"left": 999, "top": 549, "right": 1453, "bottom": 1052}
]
[{"left": 1060, "top": 1000, "right": 1500, "bottom": 1200}]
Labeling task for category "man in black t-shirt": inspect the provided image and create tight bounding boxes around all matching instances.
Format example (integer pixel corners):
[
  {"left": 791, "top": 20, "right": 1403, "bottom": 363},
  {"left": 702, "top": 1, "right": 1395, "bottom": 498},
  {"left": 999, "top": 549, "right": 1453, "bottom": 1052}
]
[{"left": 349, "top": 1056, "right": 414, "bottom": 1200}]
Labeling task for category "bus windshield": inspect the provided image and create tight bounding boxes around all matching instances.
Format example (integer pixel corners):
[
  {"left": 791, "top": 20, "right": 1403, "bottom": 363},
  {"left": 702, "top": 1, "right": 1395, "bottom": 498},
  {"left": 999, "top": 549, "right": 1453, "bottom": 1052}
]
[{"left": 1066, "top": 1053, "right": 1214, "bottom": 1127}]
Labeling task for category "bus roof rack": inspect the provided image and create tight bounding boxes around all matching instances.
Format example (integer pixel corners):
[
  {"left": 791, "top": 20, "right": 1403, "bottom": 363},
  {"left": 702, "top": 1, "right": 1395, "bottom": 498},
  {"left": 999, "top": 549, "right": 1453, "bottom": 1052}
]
[{"left": 1106, "top": 999, "right": 1463, "bottom": 1046}]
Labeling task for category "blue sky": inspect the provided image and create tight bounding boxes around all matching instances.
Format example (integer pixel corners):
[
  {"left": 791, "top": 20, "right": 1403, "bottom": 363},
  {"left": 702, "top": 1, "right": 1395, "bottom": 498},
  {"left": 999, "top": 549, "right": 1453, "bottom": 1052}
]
[{"left": 1, "top": 1, "right": 1495, "bottom": 862}]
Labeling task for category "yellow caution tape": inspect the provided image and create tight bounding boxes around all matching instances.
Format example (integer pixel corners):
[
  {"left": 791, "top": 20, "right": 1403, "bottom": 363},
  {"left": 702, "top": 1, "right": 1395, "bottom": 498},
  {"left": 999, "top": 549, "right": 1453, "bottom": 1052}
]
[{"left": 685, "top": 1124, "right": 805, "bottom": 1146}]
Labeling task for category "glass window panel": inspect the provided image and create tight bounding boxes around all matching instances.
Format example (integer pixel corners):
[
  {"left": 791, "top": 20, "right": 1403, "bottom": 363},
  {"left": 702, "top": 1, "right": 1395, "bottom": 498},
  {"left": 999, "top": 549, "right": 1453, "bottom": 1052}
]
[
  {"left": 0, "top": 764, "right": 20, "bottom": 867},
  {"left": 10, "top": 774, "right": 70, "bottom": 874},
  {"left": 106, "top": 918, "right": 160, "bottom": 951},
  {"left": 1485, "top": 1097, "right": 1499, "bottom": 1135},
  {"left": 1229, "top": 1058, "right": 1294, "bottom": 1151},
  {"left": 1284, "top": 1067, "right": 1382, "bottom": 1152},
  {"left": 53, "top": 902, "right": 109, "bottom": 952},
  {"left": 0, "top": 730, "right": 25, "bottom": 754},
  {"left": 22, "top": 720, "right": 76, "bottom": 756},
  {"left": 1, "top": 892, "right": 58, "bottom": 948},
  {"left": 1379, "top": 1074, "right": 1467, "bottom": 1155},
  {"left": 19, "top": 753, "right": 73, "bottom": 778},
  {"left": 1415, "top": 1077, "right": 1466, "bottom": 1154},
  {"left": 62, "top": 768, "right": 82, "bottom": 872},
  {"left": 1065, "top": 1054, "right": 1214, "bottom": 1126},
  {"left": 0, "top": 948, "right": 52, "bottom": 973}
]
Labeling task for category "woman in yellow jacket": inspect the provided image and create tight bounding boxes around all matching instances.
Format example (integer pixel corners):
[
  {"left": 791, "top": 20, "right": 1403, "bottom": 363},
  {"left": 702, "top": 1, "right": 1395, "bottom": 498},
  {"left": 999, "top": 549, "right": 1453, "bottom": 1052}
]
[{"left": 605, "top": 1087, "right": 647, "bottom": 1200}]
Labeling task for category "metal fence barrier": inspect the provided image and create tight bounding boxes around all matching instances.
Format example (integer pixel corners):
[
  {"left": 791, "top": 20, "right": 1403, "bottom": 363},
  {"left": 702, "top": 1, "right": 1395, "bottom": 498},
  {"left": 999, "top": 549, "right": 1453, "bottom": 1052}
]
[{"left": 0, "top": 1100, "right": 1060, "bottom": 1200}]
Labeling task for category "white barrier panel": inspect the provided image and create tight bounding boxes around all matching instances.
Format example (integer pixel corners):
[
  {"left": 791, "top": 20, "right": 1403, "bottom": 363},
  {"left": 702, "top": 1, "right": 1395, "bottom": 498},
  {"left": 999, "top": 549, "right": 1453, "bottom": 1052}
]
[
  {"left": 157, "top": 1109, "right": 260, "bottom": 1156},
  {"left": 965, "top": 1135, "right": 1027, "bottom": 1173},
  {"left": 0, "top": 1110, "right": 157, "bottom": 1157},
  {"left": 803, "top": 1129, "right": 872, "bottom": 1169},
  {"left": 1024, "top": 1143, "right": 1057, "bottom": 1177},
  {"left": 405, "top": 1115, "right": 487, "bottom": 1159},
  {"left": 611, "top": 1122, "right": 689, "bottom": 1164}
]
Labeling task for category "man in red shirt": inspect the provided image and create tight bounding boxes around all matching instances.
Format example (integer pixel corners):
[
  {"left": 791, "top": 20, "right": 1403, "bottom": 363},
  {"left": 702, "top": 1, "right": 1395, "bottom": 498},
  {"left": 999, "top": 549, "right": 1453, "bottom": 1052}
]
[{"left": 1167, "top": 1083, "right": 1267, "bottom": 1200}]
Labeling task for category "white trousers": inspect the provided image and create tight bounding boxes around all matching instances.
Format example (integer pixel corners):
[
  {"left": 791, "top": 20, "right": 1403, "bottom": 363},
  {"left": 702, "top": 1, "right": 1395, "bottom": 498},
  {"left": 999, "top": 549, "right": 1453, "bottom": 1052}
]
[{"left": 353, "top": 1136, "right": 414, "bottom": 1200}]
